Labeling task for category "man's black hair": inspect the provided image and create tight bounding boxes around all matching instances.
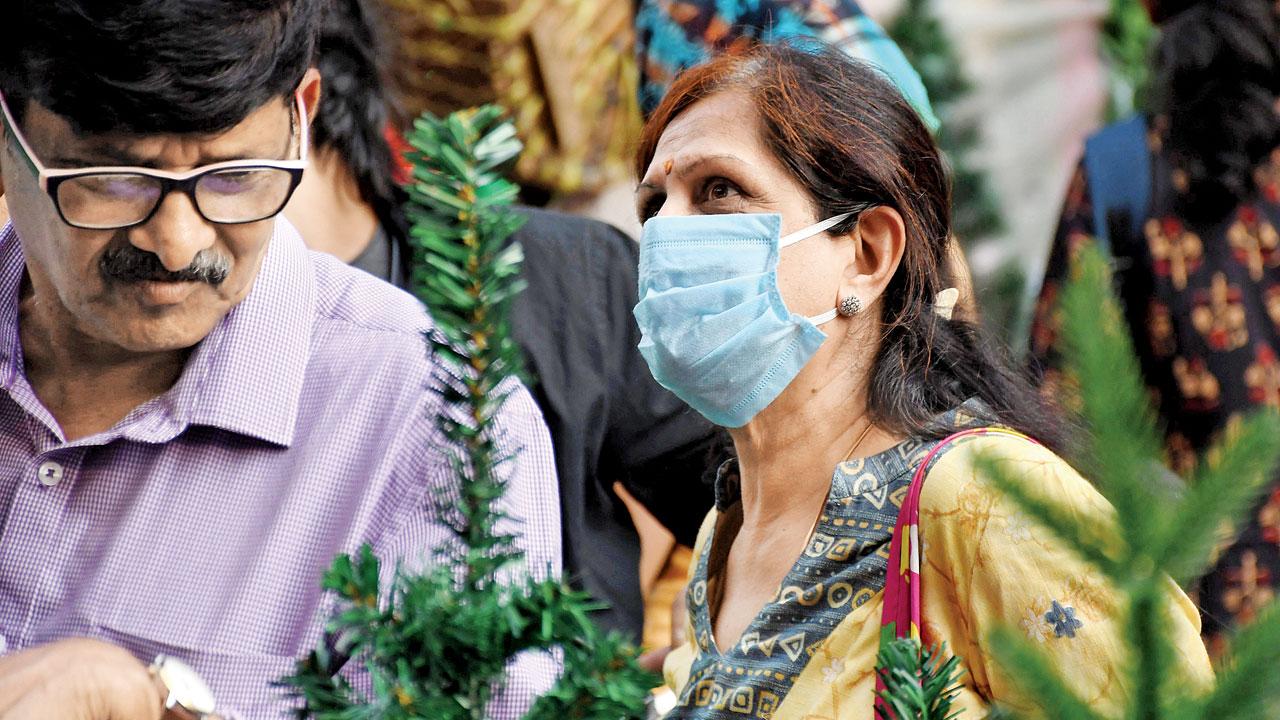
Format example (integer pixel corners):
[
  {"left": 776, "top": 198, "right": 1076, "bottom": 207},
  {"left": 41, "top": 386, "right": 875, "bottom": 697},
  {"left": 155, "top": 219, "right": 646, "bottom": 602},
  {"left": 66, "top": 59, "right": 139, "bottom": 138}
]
[{"left": 0, "top": 0, "right": 321, "bottom": 134}]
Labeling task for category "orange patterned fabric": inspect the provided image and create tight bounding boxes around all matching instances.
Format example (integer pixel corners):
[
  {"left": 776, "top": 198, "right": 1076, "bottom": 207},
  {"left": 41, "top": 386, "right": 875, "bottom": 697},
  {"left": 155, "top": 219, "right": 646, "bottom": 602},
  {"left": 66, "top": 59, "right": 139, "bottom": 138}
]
[{"left": 383, "top": 0, "right": 641, "bottom": 196}]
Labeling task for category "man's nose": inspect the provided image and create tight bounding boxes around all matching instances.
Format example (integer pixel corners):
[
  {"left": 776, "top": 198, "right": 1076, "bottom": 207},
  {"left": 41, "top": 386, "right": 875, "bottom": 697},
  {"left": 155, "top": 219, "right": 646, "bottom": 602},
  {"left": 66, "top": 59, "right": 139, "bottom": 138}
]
[{"left": 126, "top": 191, "right": 218, "bottom": 272}]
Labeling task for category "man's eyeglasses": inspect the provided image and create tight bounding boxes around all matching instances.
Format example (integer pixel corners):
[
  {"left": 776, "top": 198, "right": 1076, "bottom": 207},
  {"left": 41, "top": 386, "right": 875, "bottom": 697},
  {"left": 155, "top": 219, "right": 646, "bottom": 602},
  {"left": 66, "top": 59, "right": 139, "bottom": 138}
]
[{"left": 0, "top": 91, "right": 308, "bottom": 231}]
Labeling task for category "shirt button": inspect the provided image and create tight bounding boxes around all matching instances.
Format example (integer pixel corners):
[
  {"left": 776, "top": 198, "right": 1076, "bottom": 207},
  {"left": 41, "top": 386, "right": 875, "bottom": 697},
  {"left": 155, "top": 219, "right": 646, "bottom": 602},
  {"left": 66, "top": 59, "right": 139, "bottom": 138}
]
[{"left": 37, "top": 460, "right": 64, "bottom": 487}]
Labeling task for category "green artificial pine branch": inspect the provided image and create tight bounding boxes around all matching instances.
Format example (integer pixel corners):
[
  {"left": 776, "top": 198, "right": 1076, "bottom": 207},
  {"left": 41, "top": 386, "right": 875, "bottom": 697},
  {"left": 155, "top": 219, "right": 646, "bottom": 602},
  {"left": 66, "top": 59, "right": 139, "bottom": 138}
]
[
  {"left": 874, "top": 625, "right": 965, "bottom": 720},
  {"left": 281, "top": 106, "right": 656, "bottom": 719},
  {"left": 1154, "top": 412, "right": 1280, "bottom": 585},
  {"left": 1057, "top": 244, "right": 1169, "bottom": 553},
  {"left": 1196, "top": 600, "right": 1280, "bottom": 720},
  {"left": 977, "top": 244, "right": 1280, "bottom": 719}
]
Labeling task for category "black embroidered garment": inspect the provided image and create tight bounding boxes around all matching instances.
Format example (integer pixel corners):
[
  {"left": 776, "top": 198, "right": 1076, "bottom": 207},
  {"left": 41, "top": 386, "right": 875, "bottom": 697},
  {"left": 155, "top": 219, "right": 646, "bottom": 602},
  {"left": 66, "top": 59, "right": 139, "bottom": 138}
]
[{"left": 1030, "top": 118, "right": 1280, "bottom": 655}]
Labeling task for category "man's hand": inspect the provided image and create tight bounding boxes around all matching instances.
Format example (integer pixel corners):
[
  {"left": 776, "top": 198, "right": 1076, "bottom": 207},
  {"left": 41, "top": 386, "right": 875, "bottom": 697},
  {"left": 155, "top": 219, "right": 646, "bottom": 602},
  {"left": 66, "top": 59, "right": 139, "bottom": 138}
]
[{"left": 0, "top": 638, "right": 165, "bottom": 720}]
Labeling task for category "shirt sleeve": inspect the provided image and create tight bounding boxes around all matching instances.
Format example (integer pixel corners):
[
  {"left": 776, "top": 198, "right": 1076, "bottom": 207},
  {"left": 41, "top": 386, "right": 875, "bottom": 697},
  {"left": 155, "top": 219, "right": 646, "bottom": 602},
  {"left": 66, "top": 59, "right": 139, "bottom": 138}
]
[
  {"left": 1028, "top": 159, "right": 1100, "bottom": 410},
  {"left": 367, "top": 376, "right": 564, "bottom": 719},
  {"left": 918, "top": 435, "right": 1213, "bottom": 717}
]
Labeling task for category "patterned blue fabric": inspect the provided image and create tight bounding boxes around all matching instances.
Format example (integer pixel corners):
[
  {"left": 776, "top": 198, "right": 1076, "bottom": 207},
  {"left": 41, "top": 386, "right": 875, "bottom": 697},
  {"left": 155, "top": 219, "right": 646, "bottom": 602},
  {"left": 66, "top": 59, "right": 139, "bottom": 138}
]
[{"left": 635, "top": 0, "right": 939, "bottom": 131}]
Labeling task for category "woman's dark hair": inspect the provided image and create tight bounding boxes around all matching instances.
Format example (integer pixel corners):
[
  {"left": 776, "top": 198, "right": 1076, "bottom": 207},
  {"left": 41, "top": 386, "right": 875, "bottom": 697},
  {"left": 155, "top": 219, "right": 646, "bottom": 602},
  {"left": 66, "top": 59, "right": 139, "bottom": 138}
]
[
  {"left": 637, "top": 42, "right": 1066, "bottom": 451},
  {"left": 1156, "top": 0, "right": 1280, "bottom": 223},
  {"left": 0, "top": 0, "right": 319, "bottom": 134},
  {"left": 314, "top": 0, "right": 407, "bottom": 241}
]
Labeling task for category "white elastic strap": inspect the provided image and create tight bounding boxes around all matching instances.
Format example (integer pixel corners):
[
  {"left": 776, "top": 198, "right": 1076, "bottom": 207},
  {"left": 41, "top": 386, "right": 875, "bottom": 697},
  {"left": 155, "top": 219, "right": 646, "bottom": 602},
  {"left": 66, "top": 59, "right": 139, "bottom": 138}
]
[
  {"left": 807, "top": 308, "right": 839, "bottom": 326},
  {"left": 934, "top": 287, "right": 960, "bottom": 320},
  {"left": 778, "top": 212, "right": 855, "bottom": 248}
]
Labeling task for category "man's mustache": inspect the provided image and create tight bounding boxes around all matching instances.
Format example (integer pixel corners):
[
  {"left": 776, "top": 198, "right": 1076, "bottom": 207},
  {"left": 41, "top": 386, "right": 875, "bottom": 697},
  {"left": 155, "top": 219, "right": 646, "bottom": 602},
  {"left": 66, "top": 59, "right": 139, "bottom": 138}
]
[{"left": 99, "top": 245, "right": 230, "bottom": 285}]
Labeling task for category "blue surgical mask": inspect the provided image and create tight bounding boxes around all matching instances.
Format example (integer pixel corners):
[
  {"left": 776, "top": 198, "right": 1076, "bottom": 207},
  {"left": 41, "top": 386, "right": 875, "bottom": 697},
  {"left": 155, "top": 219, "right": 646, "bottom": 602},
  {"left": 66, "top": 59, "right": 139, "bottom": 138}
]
[{"left": 634, "top": 212, "right": 852, "bottom": 428}]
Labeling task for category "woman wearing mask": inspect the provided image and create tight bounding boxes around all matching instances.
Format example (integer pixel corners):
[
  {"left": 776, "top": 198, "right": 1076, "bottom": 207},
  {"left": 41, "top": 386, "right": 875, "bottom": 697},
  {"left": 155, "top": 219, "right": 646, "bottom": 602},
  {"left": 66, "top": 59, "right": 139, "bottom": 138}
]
[{"left": 633, "top": 43, "right": 1212, "bottom": 718}]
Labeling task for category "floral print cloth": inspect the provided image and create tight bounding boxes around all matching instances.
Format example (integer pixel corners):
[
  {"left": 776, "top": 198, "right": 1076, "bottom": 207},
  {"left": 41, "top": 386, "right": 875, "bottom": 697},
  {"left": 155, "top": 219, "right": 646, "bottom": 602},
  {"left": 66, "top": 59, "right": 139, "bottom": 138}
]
[{"left": 1029, "top": 117, "right": 1280, "bottom": 657}]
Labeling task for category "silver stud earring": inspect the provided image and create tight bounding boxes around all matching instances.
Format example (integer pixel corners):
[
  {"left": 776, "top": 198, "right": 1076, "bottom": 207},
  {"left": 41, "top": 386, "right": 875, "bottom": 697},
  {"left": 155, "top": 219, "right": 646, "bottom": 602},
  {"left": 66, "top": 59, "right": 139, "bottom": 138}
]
[{"left": 838, "top": 295, "right": 862, "bottom": 317}]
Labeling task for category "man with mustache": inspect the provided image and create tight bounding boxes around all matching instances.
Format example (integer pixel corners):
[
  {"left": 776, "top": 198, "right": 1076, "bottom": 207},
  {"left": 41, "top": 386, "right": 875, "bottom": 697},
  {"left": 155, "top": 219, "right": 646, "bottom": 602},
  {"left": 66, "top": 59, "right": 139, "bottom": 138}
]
[{"left": 0, "top": 1, "right": 560, "bottom": 718}]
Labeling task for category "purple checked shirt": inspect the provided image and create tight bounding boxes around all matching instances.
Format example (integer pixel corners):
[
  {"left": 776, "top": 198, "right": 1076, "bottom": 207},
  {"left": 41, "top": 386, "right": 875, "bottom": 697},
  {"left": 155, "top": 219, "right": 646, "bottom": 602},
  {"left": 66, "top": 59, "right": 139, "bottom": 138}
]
[{"left": 0, "top": 220, "right": 562, "bottom": 718}]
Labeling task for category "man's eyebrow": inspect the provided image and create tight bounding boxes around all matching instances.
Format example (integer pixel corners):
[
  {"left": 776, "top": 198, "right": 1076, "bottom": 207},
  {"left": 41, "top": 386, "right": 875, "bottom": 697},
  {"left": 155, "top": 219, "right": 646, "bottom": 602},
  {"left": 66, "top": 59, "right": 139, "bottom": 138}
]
[{"left": 49, "top": 144, "right": 156, "bottom": 168}]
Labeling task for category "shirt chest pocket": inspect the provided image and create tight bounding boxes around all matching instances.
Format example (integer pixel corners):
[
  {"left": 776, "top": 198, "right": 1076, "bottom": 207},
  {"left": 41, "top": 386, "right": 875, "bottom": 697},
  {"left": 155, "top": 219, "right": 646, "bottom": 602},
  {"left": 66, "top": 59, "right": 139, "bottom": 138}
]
[
  {"left": 90, "top": 620, "right": 304, "bottom": 717},
  {"left": 82, "top": 580, "right": 328, "bottom": 660}
]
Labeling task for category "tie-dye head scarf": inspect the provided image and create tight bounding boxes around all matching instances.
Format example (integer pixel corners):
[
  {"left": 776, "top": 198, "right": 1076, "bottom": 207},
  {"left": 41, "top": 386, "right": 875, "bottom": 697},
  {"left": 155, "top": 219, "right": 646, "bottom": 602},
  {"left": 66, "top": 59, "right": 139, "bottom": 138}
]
[{"left": 635, "top": 0, "right": 939, "bottom": 132}]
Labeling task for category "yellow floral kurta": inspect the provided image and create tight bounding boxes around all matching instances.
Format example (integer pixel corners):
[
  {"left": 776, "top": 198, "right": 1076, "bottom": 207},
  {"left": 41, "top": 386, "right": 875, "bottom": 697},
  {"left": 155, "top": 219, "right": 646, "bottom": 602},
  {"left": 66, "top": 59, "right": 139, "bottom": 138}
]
[{"left": 663, "top": 418, "right": 1213, "bottom": 719}]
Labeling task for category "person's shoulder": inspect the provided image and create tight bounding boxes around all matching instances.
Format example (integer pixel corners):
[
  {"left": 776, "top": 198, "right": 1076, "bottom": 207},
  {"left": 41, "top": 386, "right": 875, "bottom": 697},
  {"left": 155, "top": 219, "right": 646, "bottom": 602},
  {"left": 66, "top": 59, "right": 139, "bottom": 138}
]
[
  {"left": 920, "top": 432, "right": 1110, "bottom": 519},
  {"left": 307, "top": 248, "right": 432, "bottom": 339}
]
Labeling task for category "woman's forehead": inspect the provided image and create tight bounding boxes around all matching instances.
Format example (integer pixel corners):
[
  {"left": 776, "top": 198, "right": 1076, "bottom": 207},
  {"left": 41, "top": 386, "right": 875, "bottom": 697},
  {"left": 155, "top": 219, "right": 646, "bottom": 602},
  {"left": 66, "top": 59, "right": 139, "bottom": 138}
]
[{"left": 654, "top": 91, "right": 761, "bottom": 155}]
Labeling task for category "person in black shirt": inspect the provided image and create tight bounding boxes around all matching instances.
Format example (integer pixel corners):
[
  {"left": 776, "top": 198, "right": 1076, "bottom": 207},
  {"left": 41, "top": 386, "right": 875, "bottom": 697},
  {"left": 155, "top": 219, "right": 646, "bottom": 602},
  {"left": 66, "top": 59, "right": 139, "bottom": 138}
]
[{"left": 283, "top": 0, "right": 722, "bottom": 638}]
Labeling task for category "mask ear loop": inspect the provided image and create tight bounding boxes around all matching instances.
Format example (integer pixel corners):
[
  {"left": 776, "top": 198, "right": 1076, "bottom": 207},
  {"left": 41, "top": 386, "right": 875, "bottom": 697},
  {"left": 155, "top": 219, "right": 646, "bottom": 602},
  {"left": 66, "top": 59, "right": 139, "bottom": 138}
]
[
  {"left": 807, "top": 308, "right": 840, "bottom": 326},
  {"left": 782, "top": 208, "right": 865, "bottom": 326},
  {"left": 779, "top": 211, "right": 854, "bottom": 248}
]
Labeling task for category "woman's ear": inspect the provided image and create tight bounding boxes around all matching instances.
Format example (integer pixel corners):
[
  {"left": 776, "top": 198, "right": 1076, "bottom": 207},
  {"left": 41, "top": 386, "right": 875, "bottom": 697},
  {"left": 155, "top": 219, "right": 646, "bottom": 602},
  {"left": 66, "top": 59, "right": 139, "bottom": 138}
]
[{"left": 842, "top": 205, "right": 907, "bottom": 306}]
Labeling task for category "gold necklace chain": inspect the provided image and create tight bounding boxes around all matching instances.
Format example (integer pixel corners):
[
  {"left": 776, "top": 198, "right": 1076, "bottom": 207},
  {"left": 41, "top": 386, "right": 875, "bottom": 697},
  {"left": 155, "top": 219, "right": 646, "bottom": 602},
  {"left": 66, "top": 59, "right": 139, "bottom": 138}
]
[{"left": 803, "top": 421, "right": 876, "bottom": 545}]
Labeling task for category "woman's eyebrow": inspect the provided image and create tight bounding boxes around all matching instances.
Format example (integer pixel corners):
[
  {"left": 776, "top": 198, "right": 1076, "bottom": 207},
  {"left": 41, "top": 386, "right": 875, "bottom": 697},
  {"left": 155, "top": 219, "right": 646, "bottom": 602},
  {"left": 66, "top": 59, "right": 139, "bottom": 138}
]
[
  {"left": 672, "top": 153, "right": 748, "bottom": 179},
  {"left": 638, "top": 152, "right": 750, "bottom": 190}
]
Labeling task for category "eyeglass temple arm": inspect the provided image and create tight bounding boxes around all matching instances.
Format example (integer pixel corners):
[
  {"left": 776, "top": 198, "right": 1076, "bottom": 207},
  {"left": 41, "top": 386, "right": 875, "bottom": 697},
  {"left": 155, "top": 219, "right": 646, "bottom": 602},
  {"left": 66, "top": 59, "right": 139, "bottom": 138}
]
[{"left": 0, "top": 93, "right": 44, "bottom": 180}]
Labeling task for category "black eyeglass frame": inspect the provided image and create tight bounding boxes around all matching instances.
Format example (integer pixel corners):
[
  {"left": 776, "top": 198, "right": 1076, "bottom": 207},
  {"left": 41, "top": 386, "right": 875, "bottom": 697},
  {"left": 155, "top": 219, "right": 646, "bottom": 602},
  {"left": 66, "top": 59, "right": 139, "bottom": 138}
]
[
  {"left": 39, "top": 165, "right": 306, "bottom": 230},
  {"left": 0, "top": 90, "right": 309, "bottom": 231}
]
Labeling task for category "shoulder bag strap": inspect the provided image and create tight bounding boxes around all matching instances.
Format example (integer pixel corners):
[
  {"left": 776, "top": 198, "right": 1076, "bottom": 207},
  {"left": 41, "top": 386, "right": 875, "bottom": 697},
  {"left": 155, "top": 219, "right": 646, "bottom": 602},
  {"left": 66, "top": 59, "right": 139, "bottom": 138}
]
[
  {"left": 1082, "top": 115, "right": 1152, "bottom": 258},
  {"left": 874, "top": 427, "right": 1038, "bottom": 715}
]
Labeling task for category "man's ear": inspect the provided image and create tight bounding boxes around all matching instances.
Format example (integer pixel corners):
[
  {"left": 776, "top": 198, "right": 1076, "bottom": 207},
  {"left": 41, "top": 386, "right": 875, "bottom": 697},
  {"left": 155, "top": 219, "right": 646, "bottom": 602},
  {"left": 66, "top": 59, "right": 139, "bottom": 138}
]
[{"left": 297, "top": 67, "right": 322, "bottom": 127}]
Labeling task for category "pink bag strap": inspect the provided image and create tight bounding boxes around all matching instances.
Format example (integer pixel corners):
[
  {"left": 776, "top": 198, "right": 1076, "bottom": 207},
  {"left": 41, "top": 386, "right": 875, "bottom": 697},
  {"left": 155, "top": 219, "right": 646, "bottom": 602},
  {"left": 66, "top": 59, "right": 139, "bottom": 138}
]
[{"left": 874, "top": 426, "right": 1037, "bottom": 716}]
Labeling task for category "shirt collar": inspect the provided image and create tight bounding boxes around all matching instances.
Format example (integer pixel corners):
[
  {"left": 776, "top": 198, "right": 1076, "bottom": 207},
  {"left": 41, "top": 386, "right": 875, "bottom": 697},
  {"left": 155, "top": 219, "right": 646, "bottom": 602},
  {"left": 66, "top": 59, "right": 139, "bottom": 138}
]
[
  {"left": 0, "top": 223, "right": 26, "bottom": 394},
  {"left": 178, "top": 217, "right": 314, "bottom": 446},
  {"left": 0, "top": 218, "right": 314, "bottom": 447}
]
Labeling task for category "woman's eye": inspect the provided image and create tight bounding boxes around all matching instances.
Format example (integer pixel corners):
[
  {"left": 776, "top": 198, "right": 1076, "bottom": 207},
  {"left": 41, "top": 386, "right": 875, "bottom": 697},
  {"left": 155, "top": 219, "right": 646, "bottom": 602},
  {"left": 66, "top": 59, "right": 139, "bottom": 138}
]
[{"left": 703, "top": 178, "right": 740, "bottom": 202}]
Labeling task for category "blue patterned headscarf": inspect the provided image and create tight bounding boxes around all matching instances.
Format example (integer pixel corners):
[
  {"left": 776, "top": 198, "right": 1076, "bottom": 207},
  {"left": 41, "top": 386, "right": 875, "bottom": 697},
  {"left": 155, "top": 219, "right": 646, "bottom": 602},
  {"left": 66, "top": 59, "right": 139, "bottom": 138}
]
[{"left": 635, "top": 0, "right": 939, "bottom": 132}]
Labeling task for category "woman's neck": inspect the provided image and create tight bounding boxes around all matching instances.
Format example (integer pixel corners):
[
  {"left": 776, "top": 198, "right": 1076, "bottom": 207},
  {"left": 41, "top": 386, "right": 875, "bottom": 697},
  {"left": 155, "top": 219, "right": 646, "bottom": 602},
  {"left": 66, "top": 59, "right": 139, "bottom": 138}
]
[{"left": 728, "top": 340, "right": 900, "bottom": 532}]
